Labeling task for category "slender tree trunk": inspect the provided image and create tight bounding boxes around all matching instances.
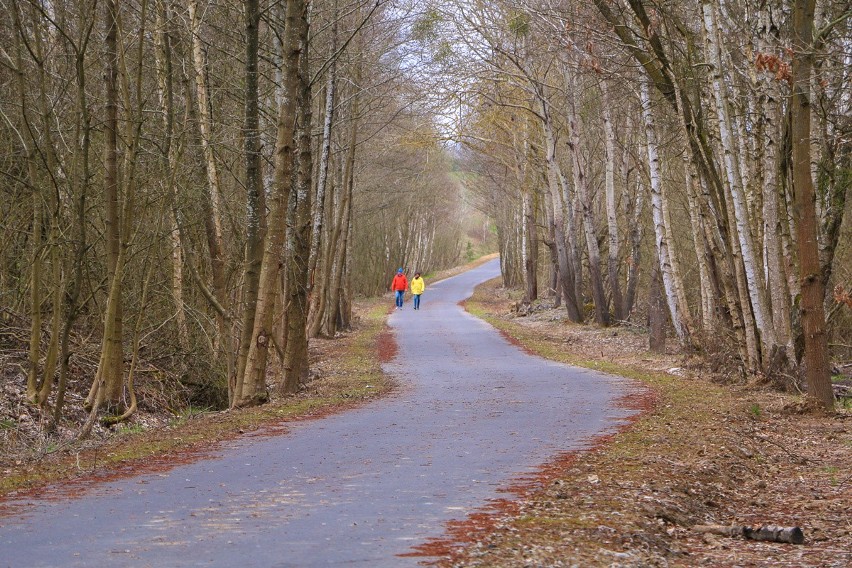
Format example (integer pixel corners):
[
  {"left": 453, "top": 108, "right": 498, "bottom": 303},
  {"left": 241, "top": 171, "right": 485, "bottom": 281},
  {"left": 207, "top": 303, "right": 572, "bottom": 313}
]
[
  {"left": 324, "top": 137, "right": 354, "bottom": 337},
  {"left": 521, "top": 188, "right": 538, "bottom": 303},
  {"left": 53, "top": 28, "right": 93, "bottom": 428},
  {"left": 26, "top": 160, "right": 43, "bottom": 404},
  {"left": 233, "top": 0, "right": 262, "bottom": 406},
  {"left": 564, "top": 65, "right": 608, "bottom": 325},
  {"left": 648, "top": 259, "right": 666, "bottom": 353},
  {"left": 757, "top": 64, "right": 793, "bottom": 355},
  {"left": 187, "top": 0, "right": 234, "bottom": 397},
  {"left": 35, "top": 239, "right": 62, "bottom": 405},
  {"left": 558, "top": 167, "right": 585, "bottom": 314},
  {"left": 703, "top": 0, "right": 777, "bottom": 358},
  {"left": 307, "top": 0, "right": 339, "bottom": 337},
  {"left": 539, "top": 95, "right": 582, "bottom": 322},
  {"left": 685, "top": 163, "right": 716, "bottom": 332},
  {"left": 187, "top": 0, "right": 224, "bottom": 247},
  {"left": 601, "top": 81, "right": 624, "bottom": 321},
  {"left": 91, "top": 0, "right": 125, "bottom": 407},
  {"left": 154, "top": 0, "right": 189, "bottom": 352},
  {"left": 641, "top": 80, "right": 687, "bottom": 343},
  {"left": 624, "top": 173, "right": 644, "bottom": 319}
]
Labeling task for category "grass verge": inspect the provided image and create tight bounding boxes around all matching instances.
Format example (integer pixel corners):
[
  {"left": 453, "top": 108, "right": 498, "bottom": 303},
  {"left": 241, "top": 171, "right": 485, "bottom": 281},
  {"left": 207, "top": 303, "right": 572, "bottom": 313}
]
[
  {"left": 0, "top": 297, "right": 394, "bottom": 499},
  {"left": 438, "top": 278, "right": 851, "bottom": 567}
]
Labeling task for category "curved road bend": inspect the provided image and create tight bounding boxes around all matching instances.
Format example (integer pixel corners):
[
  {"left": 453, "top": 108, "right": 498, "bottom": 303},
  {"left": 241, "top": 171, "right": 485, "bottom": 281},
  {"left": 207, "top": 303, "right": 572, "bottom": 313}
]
[{"left": 0, "top": 258, "right": 637, "bottom": 567}]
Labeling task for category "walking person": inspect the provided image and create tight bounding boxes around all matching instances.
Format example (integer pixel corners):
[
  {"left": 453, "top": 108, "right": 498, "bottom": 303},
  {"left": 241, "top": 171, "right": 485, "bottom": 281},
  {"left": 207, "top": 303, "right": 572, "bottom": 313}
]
[
  {"left": 410, "top": 272, "right": 425, "bottom": 310},
  {"left": 391, "top": 268, "right": 408, "bottom": 310}
]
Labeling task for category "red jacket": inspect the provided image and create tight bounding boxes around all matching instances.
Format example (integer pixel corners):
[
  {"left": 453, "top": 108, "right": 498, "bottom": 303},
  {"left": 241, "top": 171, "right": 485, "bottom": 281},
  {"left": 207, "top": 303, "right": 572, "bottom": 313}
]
[{"left": 391, "top": 273, "right": 408, "bottom": 291}]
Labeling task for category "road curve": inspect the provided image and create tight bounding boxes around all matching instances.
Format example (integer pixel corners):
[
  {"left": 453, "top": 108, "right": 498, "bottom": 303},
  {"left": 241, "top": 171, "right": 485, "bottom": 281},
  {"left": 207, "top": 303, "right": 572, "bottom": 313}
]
[{"left": 0, "top": 258, "right": 637, "bottom": 567}]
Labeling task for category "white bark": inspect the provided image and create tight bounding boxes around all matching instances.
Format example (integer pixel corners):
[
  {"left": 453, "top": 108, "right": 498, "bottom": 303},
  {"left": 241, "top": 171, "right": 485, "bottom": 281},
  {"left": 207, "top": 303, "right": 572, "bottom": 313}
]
[
  {"left": 702, "top": 0, "right": 777, "bottom": 353},
  {"left": 640, "top": 80, "right": 686, "bottom": 342},
  {"left": 540, "top": 94, "right": 582, "bottom": 322},
  {"left": 756, "top": 2, "right": 793, "bottom": 352},
  {"left": 564, "top": 64, "right": 608, "bottom": 325},
  {"left": 187, "top": 0, "right": 224, "bottom": 247},
  {"left": 601, "top": 80, "right": 623, "bottom": 320}
]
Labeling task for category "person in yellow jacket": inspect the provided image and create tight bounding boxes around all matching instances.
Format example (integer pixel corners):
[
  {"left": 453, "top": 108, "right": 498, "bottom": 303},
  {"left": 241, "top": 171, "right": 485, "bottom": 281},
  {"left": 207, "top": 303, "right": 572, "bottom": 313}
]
[{"left": 410, "top": 272, "right": 425, "bottom": 310}]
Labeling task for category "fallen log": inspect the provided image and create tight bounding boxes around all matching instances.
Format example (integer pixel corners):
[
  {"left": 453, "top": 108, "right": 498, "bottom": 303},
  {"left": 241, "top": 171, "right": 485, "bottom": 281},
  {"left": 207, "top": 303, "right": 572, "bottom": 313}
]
[{"left": 693, "top": 524, "right": 804, "bottom": 544}]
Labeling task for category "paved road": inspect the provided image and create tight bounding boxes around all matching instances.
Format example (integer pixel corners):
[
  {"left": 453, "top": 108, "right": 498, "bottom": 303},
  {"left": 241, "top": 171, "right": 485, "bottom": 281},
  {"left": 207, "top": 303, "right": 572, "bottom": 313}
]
[{"left": 0, "top": 258, "right": 636, "bottom": 567}]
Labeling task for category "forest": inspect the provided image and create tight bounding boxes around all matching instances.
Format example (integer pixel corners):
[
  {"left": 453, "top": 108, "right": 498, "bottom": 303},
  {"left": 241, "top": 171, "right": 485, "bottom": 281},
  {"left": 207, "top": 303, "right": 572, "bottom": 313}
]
[
  {"left": 1, "top": 0, "right": 850, "bottom": 447},
  {"left": 442, "top": 0, "right": 850, "bottom": 407}
]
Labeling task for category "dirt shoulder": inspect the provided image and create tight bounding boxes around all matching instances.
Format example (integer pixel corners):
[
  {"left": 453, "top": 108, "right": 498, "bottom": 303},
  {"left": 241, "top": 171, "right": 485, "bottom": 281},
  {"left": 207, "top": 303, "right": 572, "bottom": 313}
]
[{"left": 436, "top": 278, "right": 851, "bottom": 567}]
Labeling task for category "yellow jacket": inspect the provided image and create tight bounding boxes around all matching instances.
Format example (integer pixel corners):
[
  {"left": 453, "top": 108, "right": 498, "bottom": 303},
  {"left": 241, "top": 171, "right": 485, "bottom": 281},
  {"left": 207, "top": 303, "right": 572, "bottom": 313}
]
[{"left": 410, "top": 276, "right": 425, "bottom": 295}]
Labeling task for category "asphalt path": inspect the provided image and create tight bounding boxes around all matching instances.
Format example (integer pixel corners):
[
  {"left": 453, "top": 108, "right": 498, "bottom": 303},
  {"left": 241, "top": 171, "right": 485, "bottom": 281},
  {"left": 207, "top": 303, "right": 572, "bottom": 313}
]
[{"left": 0, "top": 258, "right": 637, "bottom": 567}]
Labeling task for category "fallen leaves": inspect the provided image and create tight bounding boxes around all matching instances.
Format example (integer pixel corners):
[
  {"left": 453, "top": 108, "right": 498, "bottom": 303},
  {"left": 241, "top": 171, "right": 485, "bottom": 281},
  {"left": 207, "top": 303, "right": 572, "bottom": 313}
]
[{"left": 435, "top": 280, "right": 852, "bottom": 568}]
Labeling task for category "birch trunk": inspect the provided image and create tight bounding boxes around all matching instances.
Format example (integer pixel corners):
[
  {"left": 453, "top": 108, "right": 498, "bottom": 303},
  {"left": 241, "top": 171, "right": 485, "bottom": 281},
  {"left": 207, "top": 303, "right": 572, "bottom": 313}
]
[
  {"left": 154, "top": 0, "right": 189, "bottom": 351},
  {"left": 565, "top": 64, "right": 608, "bottom": 326},
  {"left": 640, "top": 80, "right": 687, "bottom": 342},
  {"left": 539, "top": 95, "right": 582, "bottom": 322},
  {"left": 601, "top": 81, "right": 624, "bottom": 321},
  {"left": 756, "top": 2, "right": 793, "bottom": 354},
  {"left": 307, "top": 0, "right": 339, "bottom": 337},
  {"left": 703, "top": 0, "right": 777, "bottom": 357}
]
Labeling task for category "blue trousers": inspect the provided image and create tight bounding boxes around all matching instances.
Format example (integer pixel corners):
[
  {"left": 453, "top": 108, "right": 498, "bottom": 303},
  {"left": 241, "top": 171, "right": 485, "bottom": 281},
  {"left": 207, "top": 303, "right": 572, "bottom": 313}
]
[
  {"left": 413, "top": 294, "right": 421, "bottom": 309},
  {"left": 395, "top": 290, "right": 404, "bottom": 307}
]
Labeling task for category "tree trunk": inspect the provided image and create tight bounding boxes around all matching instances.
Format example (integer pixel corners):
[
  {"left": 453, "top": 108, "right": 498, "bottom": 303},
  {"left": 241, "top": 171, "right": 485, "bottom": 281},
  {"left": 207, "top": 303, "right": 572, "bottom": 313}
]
[
  {"left": 307, "top": 0, "right": 339, "bottom": 337},
  {"left": 648, "top": 259, "right": 666, "bottom": 353},
  {"left": 324, "top": 142, "right": 354, "bottom": 337},
  {"left": 540, "top": 95, "right": 582, "bottom": 323},
  {"left": 521, "top": 188, "right": 538, "bottom": 303},
  {"left": 601, "top": 80, "right": 624, "bottom": 321},
  {"left": 92, "top": 0, "right": 125, "bottom": 407},
  {"left": 282, "top": 0, "right": 313, "bottom": 393},
  {"left": 53, "top": 33, "right": 93, "bottom": 428},
  {"left": 641, "top": 80, "right": 687, "bottom": 343},
  {"left": 790, "top": 0, "right": 833, "bottom": 410},
  {"left": 702, "top": 0, "right": 777, "bottom": 358},
  {"left": 227, "top": 0, "right": 264, "bottom": 406},
  {"left": 26, "top": 160, "right": 43, "bottom": 404},
  {"left": 154, "top": 0, "right": 190, "bottom": 352},
  {"left": 565, "top": 64, "right": 608, "bottom": 326},
  {"left": 188, "top": 0, "right": 236, "bottom": 399},
  {"left": 235, "top": 0, "right": 301, "bottom": 406},
  {"left": 624, "top": 177, "right": 644, "bottom": 320}
]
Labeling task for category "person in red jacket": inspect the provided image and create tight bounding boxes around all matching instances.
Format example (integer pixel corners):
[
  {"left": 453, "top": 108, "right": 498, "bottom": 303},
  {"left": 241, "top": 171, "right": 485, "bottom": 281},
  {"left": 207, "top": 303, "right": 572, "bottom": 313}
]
[{"left": 391, "top": 268, "right": 408, "bottom": 310}]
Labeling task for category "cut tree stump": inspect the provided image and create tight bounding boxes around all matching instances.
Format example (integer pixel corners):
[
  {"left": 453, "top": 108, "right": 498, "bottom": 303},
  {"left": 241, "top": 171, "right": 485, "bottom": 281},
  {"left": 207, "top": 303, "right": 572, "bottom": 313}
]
[{"left": 694, "top": 524, "right": 805, "bottom": 544}]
